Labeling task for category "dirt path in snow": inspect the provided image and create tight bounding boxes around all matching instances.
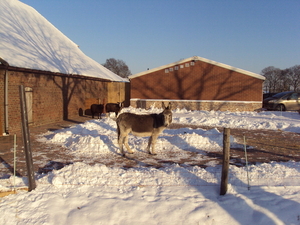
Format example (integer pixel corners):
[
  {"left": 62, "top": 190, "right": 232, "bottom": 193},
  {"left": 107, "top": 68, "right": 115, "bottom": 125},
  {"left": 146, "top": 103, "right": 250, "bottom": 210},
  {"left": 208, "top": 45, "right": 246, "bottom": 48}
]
[{"left": 1, "top": 116, "right": 300, "bottom": 178}]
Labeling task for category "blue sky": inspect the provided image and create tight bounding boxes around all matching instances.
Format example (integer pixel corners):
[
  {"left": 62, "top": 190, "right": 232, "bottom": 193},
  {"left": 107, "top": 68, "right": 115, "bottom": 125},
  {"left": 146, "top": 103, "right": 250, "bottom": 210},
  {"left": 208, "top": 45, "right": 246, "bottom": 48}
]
[{"left": 20, "top": 0, "right": 300, "bottom": 75}]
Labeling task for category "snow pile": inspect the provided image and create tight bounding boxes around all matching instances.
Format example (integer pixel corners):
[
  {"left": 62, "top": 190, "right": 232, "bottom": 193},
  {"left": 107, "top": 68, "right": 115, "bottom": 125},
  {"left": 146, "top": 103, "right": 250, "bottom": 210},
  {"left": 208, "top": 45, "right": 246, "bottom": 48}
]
[
  {"left": 172, "top": 108, "right": 300, "bottom": 133},
  {"left": 37, "top": 107, "right": 300, "bottom": 164},
  {"left": 39, "top": 118, "right": 234, "bottom": 157},
  {"left": 0, "top": 0, "right": 126, "bottom": 82},
  {"left": 1, "top": 107, "right": 300, "bottom": 224},
  {"left": 1, "top": 162, "right": 300, "bottom": 224}
]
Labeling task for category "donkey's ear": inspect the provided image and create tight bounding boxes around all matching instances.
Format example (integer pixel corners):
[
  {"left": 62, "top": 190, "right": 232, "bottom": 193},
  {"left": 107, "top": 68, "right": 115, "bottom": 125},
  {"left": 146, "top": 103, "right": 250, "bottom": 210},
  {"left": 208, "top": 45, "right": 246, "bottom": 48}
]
[
  {"left": 168, "top": 102, "right": 172, "bottom": 109},
  {"left": 162, "top": 102, "right": 166, "bottom": 109}
]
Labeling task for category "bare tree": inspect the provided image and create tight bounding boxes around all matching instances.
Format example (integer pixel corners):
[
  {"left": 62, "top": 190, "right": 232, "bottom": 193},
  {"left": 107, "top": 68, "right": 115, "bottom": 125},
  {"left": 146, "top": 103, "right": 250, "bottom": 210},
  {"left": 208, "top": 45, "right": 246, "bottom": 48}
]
[
  {"left": 261, "top": 66, "right": 282, "bottom": 92},
  {"left": 262, "top": 65, "right": 300, "bottom": 93},
  {"left": 283, "top": 65, "right": 300, "bottom": 91},
  {"left": 102, "top": 58, "right": 131, "bottom": 78}
]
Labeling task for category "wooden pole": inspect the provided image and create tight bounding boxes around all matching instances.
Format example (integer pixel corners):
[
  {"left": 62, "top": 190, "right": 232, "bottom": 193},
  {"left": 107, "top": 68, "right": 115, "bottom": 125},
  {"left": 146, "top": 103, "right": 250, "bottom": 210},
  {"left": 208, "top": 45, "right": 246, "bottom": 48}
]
[
  {"left": 220, "top": 128, "right": 230, "bottom": 195},
  {"left": 243, "top": 136, "right": 250, "bottom": 190},
  {"left": 13, "top": 134, "right": 17, "bottom": 190},
  {"left": 19, "top": 85, "right": 36, "bottom": 191}
]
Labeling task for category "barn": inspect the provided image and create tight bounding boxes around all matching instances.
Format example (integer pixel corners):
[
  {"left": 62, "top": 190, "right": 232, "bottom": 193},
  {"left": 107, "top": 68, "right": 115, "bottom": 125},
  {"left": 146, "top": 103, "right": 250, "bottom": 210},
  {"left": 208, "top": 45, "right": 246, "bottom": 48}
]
[
  {"left": 0, "top": 0, "right": 129, "bottom": 135},
  {"left": 129, "top": 56, "right": 265, "bottom": 111}
]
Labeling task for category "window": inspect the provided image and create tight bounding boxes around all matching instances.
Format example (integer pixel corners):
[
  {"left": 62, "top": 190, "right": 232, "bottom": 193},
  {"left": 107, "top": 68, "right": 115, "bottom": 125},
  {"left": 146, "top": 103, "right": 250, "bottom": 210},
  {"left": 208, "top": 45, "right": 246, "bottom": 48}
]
[
  {"left": 165, "top": 69, "right": 169, "bottom": 73},
  {"left": 190, "top": 61, "right": 195, "bottom": 66},
  {"left": 185, "top": 63, "right": 189, "bottom": 67},
  {"left": 169, "top": 67, "right": 173, "bottom": 72},
  {"left": 290, "top": 93, "right": 298, "bottom": 100},
  {"left": 180, "top": 65, "right": 184, "bottom": 69},
  {"left": 175, "top": 66, "right": 179, "bottom": 70}
]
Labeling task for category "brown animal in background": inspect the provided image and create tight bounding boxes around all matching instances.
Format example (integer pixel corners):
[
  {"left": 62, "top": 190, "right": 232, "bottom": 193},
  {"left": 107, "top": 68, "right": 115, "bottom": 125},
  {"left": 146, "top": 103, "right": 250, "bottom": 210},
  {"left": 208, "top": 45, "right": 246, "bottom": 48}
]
[
  {"left": 90, "top": 104, "right": 104, "bottom": 119},
  {"left": 116, "top": 102, "right": 172, "bottom": 156},
  {"left": 105, "top": 102, "right": 124, "bottom": 117}
]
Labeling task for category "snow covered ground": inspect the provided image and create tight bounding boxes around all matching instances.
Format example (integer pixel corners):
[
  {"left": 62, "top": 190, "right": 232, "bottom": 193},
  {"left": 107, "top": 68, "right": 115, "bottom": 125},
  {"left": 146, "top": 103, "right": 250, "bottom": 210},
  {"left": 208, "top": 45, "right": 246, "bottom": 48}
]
[
  {"left": 1, "top": 107, "right": 300, "bottom": 224},
  {"left": 1, "top": 0, "right": 299, "bottom": 223}
]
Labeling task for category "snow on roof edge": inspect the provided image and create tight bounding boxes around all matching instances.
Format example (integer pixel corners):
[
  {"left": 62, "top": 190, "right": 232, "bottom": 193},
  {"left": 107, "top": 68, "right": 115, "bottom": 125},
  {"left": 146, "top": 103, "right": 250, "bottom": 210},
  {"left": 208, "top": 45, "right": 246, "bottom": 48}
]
[
  {"left": 129, "top": 56, "right": 265, "bottom": 80},
  {"left": 0, "top": 63, "right": 129, "bottom": 82}
]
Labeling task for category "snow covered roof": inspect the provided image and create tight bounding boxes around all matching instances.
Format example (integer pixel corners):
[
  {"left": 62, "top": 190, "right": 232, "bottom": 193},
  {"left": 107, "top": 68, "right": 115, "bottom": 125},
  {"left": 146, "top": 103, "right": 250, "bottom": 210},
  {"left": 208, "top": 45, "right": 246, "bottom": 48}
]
[
  {"left": 129, "top": 56, "right": 265, "bottom": 80},
  {"left": 0, "top": 0, "right": 127, "bottom": 82}
]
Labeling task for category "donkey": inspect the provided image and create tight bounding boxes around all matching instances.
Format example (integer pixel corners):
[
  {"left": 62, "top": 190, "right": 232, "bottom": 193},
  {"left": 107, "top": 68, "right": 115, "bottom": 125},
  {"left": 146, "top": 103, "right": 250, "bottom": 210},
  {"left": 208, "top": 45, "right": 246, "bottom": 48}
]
[
  {"left": 116, "top": 102, "right": 172, "bottom": 156},
  {"left": 105, "top": 102, "right": 124, "bottom": 117},
  {"left": 91, "top": 104, "right": 104, "bottom": 119}
]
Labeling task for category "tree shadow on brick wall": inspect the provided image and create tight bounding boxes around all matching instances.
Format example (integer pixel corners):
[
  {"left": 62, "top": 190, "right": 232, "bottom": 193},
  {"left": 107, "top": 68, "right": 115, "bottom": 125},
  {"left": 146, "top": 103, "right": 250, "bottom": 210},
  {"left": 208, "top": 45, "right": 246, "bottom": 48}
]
[
  {"left": 53, "top": 76, "right": 108, "bottom": 121},
  {"left": 52, "top": 76, "right": 81, "bottom": 120},
  {"left": 131, "top": 61, "right": 261, "bottom": 111}
]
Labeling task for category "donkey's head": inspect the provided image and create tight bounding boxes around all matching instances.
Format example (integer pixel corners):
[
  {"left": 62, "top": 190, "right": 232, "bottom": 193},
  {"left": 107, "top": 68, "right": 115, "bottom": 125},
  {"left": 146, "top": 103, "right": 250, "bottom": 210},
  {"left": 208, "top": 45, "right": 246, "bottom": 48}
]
[{"left": 162, "top": 102, "right": 172, "bottom": 127}]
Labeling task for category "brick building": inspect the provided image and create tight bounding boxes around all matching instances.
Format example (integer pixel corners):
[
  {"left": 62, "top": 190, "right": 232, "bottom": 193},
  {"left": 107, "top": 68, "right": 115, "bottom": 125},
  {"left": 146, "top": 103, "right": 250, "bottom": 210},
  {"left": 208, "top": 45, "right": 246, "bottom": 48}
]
[
  {"left": 129, "top": 56, "right": 265, "bottom": 111},
  {"left": 0, "top": 62, "right": 129, "bottom": 135},
  {"left": 0, "top": 0, "right": 128, "bottom": 136}
]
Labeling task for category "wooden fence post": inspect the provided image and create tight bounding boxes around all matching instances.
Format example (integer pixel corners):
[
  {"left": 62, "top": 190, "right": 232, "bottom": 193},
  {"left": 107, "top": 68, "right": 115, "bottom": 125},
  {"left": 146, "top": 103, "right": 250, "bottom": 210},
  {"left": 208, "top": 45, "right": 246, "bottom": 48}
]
[
  {"left": 19, "top": 85, "right": 36, "bottom": 191},
  {"left": 220, "top": 128, "right": 230, "bottom": 195}
]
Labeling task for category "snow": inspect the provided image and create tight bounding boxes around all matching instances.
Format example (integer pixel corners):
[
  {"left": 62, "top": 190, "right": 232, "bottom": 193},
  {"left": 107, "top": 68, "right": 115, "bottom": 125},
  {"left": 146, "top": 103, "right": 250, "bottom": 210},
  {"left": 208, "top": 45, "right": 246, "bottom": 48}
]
[
  {"left": 0, "top": 0, "right": 126, "bottom": 82},
  {"left": 172, "top": 108, "right": 300, "bottom": 133},
  {"left": 1, "top": 0, "right": 300, "bottom": 223},
  {"left": 1, "top": 107, "right": 300, "bottom": 225}
]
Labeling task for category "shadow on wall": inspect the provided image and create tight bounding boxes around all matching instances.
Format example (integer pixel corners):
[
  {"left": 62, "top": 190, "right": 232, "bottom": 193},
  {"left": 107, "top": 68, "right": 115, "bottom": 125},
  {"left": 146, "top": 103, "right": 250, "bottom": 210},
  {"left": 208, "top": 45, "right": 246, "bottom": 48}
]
[
  {"left": 78, "top": 108, "right": 84, "bottom": 116},
  {"left": 83, "top": 108, "right": 92, "bottom": 116},
  {"left": 131, "top": 61, "right": 262, "bottom": 111}
]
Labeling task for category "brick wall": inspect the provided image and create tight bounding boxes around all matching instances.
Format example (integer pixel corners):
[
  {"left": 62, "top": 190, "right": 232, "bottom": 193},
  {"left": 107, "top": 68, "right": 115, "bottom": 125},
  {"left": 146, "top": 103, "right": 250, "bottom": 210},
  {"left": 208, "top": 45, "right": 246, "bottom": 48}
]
[
  {"left": 0, "top": 68, "right": 109, "bottom": 134},
  {"left": 130, "top": 60, "right": 264, "bottom": 102}
]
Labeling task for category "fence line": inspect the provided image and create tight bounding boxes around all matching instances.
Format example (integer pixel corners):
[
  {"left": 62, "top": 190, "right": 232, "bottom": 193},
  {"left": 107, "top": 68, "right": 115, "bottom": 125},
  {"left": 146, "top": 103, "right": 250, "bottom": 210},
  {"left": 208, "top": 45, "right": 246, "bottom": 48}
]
[
  {"left": 1, "top": 164, "right": 300, "bottom": 195},
  {"left": 1, "top": 127, "right": 300, "bottom": 192}
]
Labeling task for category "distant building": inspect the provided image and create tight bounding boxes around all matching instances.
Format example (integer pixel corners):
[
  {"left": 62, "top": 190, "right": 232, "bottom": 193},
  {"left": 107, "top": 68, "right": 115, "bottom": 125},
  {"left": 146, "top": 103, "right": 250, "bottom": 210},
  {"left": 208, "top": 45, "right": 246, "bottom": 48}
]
[{"left": 129, "top": 56, "right": 265, "bottom": 111}]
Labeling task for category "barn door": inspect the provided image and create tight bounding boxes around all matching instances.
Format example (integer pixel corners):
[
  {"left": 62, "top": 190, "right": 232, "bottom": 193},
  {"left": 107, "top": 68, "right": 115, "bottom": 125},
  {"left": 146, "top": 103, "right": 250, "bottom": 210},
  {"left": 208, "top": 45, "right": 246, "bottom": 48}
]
[
  {"left": 107, "top": 82, "right": 126, "bottom": 103},
  {"left": 25, "top": 87, "right": 33, "bottom": 124}
]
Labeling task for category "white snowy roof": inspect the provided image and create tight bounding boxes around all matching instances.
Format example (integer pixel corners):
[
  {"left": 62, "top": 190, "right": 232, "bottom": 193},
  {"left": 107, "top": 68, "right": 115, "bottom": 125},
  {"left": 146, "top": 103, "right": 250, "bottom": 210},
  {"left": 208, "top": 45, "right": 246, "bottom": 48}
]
[
  {"left": 0, "top": 0, "right": 127, "bottom": 82},
  {"left": 129, "top": 56, "right": 265, "bottom": 80}
]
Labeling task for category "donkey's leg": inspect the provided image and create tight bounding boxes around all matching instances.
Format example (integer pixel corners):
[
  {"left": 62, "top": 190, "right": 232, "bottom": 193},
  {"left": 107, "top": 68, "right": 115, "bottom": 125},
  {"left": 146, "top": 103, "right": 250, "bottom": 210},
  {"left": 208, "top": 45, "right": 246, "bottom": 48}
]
[
  {"left": 146, "top": 136, "right": 152, "bottom": 154},
  {"left": 117, "top": 125, "right": 127, "bottom": 156},
  {"left": 124, "top": 135, "right": 134, "bottom": 154},
  {"left": 148, "top": 134, "right": 159, "bottom": 155},
  {"left": 118, "top": 133, "right": 126, "bottom": 156}
]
